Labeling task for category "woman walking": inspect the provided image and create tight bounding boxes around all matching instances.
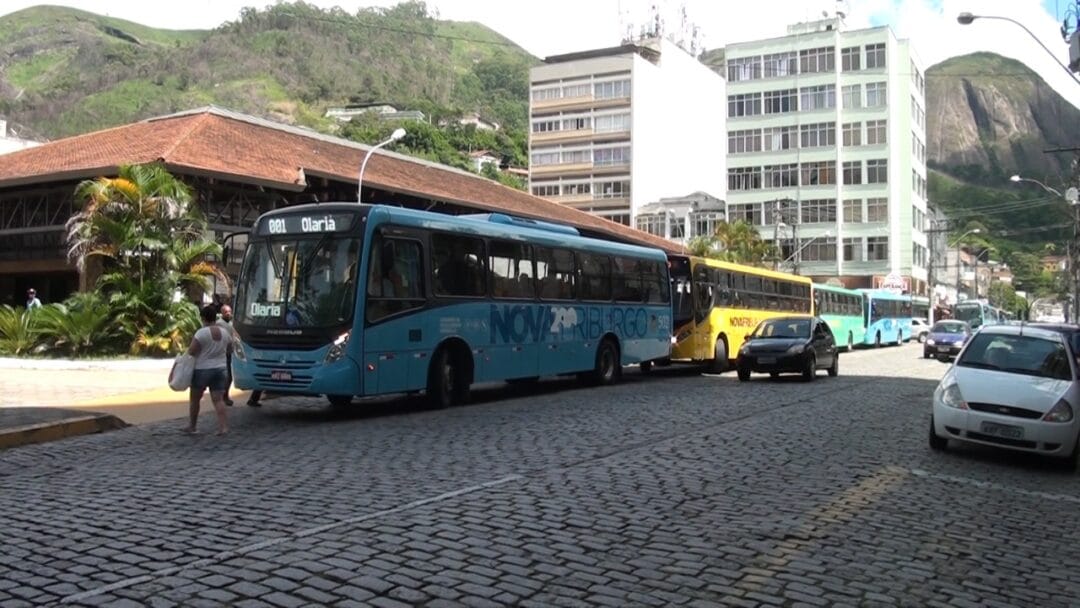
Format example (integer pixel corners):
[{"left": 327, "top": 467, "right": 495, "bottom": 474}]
[{"left": 184, "top": 304, "right": 232, "bottom": 435}]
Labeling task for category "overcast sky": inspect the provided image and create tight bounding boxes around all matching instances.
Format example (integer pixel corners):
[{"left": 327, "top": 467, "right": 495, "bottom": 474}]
[{"left": 3, "top": 0, "right": 1078, "bottom": 107}]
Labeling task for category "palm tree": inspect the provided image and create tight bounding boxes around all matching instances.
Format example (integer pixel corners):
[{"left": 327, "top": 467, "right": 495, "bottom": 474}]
[
  {"left": 693, "top": 221, "right": 774, "bottom": 266},
  {"left": 68, "top": 163, "right": 221, "bottom": 354}
]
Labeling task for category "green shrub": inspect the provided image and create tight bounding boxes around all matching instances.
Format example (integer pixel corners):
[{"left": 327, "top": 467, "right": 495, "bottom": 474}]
[{"left": 0, "top": 305, "right": 43, "bottom": 356}]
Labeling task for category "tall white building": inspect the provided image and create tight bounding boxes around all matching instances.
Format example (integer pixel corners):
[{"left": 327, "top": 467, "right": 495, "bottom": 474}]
[
  {"left": 724, "top": 17, "right": 928, "bottom": 294},
  {"left": 528, "top": 38, "right": 726, "bottom": 229}
]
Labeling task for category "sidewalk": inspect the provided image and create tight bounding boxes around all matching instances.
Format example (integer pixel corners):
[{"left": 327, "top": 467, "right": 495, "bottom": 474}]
[{"left": 0, "top": 357, "right": 257, "bottom": 448}]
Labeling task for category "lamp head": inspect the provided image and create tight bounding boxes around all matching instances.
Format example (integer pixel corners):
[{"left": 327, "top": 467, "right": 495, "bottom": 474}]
[
  {"left": 1009, "top": 174, "right": 1021, "bottom": 182},
  {"left": 390, "top": 127, "right": 406, "bottom": 141},
  {"left": 957, "top": 12, "right": 976, "bottom": 25}
]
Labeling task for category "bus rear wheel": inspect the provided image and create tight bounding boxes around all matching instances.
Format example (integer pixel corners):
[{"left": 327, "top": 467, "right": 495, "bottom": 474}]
[
  {"left": 428, "top": 347, "right": 470, "bottom": 408},
  {"left": 589, "top": 338, "right": 621, "bottom": 386}
]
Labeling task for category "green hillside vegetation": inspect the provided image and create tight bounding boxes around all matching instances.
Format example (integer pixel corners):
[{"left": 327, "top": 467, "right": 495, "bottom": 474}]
[{"left": 0, "top": 1, "right": 536, "bottom": 176}]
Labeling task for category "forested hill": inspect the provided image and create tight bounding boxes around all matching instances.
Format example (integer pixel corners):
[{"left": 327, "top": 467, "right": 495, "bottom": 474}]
[{"left": 0, "top": 2, "right": 536, "bottom": 140}]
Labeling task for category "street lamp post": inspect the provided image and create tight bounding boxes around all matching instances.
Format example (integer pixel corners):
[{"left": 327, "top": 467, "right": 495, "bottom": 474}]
[
  {"left": 973, "top": 249, "right": 990, "bottom": 300},
  {"left": 1010, "top": 174, "right": 1080, "bottom": 321},
  {"left": 957, "top": 13, "right": 1080, "bottom": 87},
  {"left": 357, "top": 128, "right": 406, "bottom": 202},
  {"left": 952, "top": 228, "right": 982, "bottom": 302},
  {"left": 781, "top": 231, "right": 833, "bottom": 275}
]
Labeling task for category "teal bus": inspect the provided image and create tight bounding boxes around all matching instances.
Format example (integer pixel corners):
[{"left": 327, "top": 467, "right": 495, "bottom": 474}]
[
  {"left": 812, "top": 284, "right": 866, "bottom": 350},
  {"left": 860, "top": 290, "right": 913, "bottom": 346},
  {"left": 953, "top": 300, "right": 1006, "bottom": 330},
  {"left": 230, "top": 203, "right": 673, "bottom": 407}
]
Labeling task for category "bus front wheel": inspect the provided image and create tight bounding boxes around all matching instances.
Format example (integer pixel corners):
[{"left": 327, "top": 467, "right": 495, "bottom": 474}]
[
  {"left": 589, "top": 338, "right": 621, "bottom": 386},
  {"left": 428, "top": 347, "right": 470, "bottom": 409},
  {"left": 710, "top": 337, "right": 728, "bottom": 374},
  {"left": 327, "top": 395, "right": 352, "bottom": 408}
]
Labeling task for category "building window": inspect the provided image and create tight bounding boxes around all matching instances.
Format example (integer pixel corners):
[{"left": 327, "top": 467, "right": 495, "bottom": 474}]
[
  {"left": 728, "top": 129, "right": 762, "bottom": 154},
  {"left": 594, "top": 113, "right": 630, "bottom": 133},
  {"left": 866, "top": 159, "right": 888, "bottom": 184},
  {"left": 635, "top": 214, "right": 665, "bottom": 237},
  {"left": 866, "top": 82, "right": 888, "bottom": 107},
  {"left": 866, "top": 119, "right": 887, "bottom": 145},
  {"left": 866, "top": 197, "right": 888, "bottom": 222},
  {"left": 728, "top": 167, "right": 762, "bottom": 191},
  {"left": 594, "top": 79, "right": 631, "bottom": 99},
  {"left": 563, "top": 83, "right": 591, "bottom": 98},
  {"left": 728, "top": 93, "right": 763, "bottom": 117},
  {"left": 842, "top": 84, "right": 862, "bottom": 109},
  {"left": 596, "top": 180, "right": 630, "bottom": 199},
  {"left": 690, "top": 212, "right": 723, "bottom": 238},
  {"left": 763, "top": 126, "right": 797, "bottom": 151},
  {"left": 865, "top": 43, "right": 886, "bottom": 69},
  {"left": 593, "top": 146, "right": 630, "bottom": 166},
  {"left": 531, "top": 151, "right": 560, "bottom": 166},
  {"left": 801, "top": 161, "right": 836, "bottom": 186},
  {"left": 867, "top": 236, "right": 889, "bottom": 261},
  {"left": 799, "top": 123, "right": 835, "bottom": 148},
  {"left": 532, "top": 86, "right": 560, "bottom": 101},
  {"left": 843, "top": 237, "right": 863, "bottom": 261},
  {"left": 762, "top": 51, "right": 797, "bottom": 77},
  {"left": 842, "top": 161, "right": 862, "bottom": 185},
  {"left": 728, "top": 56, "right": 762, "bottom": 81},
  {"left": 561, "top": 149, "right": 590, "bottom": 164},
  {"left": 843, "top": 199, "right": 862, "bottom": 223},
  {"left": 532, "top": 184, "right": 559, "bottom": 197},
  {"left": 801, "top": 238, "right": 837, "bottom": 262},
  {"left": 842, "top": 122, "right": 862, "bottom": 147},
  {"left": 800, "top": 199, "right": 836, "bottom": 224},
  {"left": 763, "top": 163, "right": 799, "bottom": 188},
  {"left": 799, "top": 47, "right": 835, "bottom": 73},
  {"left": 532, "top": 119, "right": 560, "bottom": 133},
  {"left": 800, "top": 85, "right": 836, "bottom": 111},
  {"left": 728, "top": 203, "right": 763, "bottom": 225},
  {"left": 764, "top": 88, "right": 797, "bottom": 114},
  {"left": 562, "top": 116, "right": 590, "bottom": 131},
  {"left": 670, "top": 218, "right": 686, "bottom": 239},
  {"left": 603, "top": 213, "right": 630, "bottom": 225},
  {"left": 564, "top": 182, "right": 591, "bottom": 196},
  {"left": 841, "top": 46, "right": 861, "bottom": 71}
]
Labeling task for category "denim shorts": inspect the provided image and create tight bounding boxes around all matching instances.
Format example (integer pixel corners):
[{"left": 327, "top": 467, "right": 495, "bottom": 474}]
[{"left": 191, "top": 368, "right": 228, "bottom": 393}]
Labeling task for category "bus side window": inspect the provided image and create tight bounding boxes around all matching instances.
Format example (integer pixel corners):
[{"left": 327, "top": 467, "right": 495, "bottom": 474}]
[{"left": 366, "top": 236, "right": 425, "bottom": 323}]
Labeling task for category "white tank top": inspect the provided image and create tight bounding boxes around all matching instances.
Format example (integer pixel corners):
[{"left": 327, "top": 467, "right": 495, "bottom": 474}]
[{"left": 193, "top": 325, "right": 231, "bottom": 370}]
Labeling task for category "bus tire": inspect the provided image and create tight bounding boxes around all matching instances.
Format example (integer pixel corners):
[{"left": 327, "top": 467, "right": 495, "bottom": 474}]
[
  {"left": 846, "top": 333, "right": 854, "bottom": 352},
  {"left": 327, "top": 395, "right": 352, "bottom": 408},
  {"left": 428, "top": 346, "right": 470, "bottom": 409},
  {"left": 710, "top": 337, "right": 728, "bottom": 374},
  {"left": 590, "top": 338, "right": 621, "bottom": 386},
  {"left": 640, "top": 360, "right": 653, "bottom": 375},
  {"left": 874, "top": 332, "right": 882, "bottom": 348}
]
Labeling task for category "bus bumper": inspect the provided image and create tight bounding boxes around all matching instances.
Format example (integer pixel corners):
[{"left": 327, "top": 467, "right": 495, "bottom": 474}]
[{"left": 233, "top": 346, "right": 363, "bottom": 396}]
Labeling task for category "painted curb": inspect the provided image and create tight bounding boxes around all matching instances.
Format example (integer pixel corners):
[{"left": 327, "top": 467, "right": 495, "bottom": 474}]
[{"left": 0, "top": 414, "right": 129, "bottom": 450}]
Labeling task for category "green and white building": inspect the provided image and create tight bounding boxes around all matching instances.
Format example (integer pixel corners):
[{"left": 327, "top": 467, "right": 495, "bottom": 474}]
[{"left": 724, "top": 17, "right": 928, "bottom": 295}]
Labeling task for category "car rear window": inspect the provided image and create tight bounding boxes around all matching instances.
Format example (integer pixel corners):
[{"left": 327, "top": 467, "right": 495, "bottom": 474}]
[{"left": 957, "top": 333, "right": 1072, "bottom": 380}]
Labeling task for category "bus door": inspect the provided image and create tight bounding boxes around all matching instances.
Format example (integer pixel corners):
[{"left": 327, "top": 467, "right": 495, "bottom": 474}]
[
  {"left": 364, "top": 232, "right": 427, "bottom": 394},
  {"left": 214, "top": 231, "right": 248, "bottom": 305},
  {"left": 692, "top": 264, "right": 714, "bottom": 360}
]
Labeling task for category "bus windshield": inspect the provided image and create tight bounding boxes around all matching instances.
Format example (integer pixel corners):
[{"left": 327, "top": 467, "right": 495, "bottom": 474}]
[
  {"left": 953, "top": 303, "right": 983, "bottom": 327},
  {"left": 235, "top": 235, "right": 362, "bottom": 328}
]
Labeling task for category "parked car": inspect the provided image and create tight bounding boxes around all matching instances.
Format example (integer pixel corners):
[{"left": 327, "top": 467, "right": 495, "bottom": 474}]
[
  {"left": 737, "top": 316, "right": 838, "bottom": 382},
  {"left": 930, "top": 324, "right": 1080, "bottom": 470},
  {"left": 911, "top": 318, "right": 930, "bottom": 343},
  {"left": 923, "top": 320, "right": 972, "bottom": 361}
]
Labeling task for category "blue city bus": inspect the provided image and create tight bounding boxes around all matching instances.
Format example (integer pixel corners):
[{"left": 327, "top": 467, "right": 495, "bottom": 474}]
[
  {"left": 230, "top": 203, "right": 673, "bottom": 407},
  {"left": 812, "top": 284, "right": 866, "bottom": 350},
  {"left": 953, "top": 299, "right": 1005, "bottom": 330},
  {"left": 859, "top": 290, "right": 913, "bottom": 347}
]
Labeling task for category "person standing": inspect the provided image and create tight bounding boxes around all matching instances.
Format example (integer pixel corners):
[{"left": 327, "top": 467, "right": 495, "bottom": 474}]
[
  {"left": 184, "top": 305, "right": 231, "bottom": 436},
  {"left": 216, "top": 304, "right": 236, "bottom": 406},
  {"left": 25, "top": 288, "right": 41, "bottom": 309}
]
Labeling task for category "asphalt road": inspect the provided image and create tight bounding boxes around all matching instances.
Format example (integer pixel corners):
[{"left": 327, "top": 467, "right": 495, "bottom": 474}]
[{"left": 2, "top": 344, "right": 1078, "bottom": 607}]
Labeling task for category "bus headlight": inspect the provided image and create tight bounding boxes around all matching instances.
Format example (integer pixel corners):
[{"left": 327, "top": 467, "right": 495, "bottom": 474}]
[
  {"left": 325, "top": 331, "right": 351, "bottom": 363},
  {"left": 232, "top": 339, "right": 247, "bottom": 361}
]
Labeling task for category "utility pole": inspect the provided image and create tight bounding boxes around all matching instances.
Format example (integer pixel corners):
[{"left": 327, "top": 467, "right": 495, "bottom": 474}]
[
  {"left": 772, "top": 200, "right": 782, "bottom": 271},
  {"left": 925, "top": 220, "right": 952, "bottom": 325}
]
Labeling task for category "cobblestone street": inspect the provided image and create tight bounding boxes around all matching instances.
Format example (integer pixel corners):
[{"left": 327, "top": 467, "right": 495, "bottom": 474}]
[{"left": 2, "top": 344, "right": 1078, "bottom": 607}]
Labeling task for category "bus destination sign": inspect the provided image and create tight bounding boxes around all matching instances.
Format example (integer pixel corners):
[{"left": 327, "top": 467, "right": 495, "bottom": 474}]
[{"left": 257, "top": 212, "right": 356, "bottom": 236}]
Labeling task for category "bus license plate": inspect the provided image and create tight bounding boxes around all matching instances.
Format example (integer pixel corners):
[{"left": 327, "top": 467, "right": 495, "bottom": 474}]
[
  {"left": 270, "top": 370, "right": 292, "bottom": 381},
  {"left": 980, "top": 421, "right": 1023, "bottom": 439}
]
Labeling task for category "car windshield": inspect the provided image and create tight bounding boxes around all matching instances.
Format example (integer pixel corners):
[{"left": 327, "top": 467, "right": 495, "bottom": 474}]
[
  {"left": 932, "top": 321, "right": 966, "bottom": 334},
  {"left": 956, "top": 333, "right": 1072, "bottom": 380},
  {"left": 753, "top": 318, "right": 810, "bottom": 339}
]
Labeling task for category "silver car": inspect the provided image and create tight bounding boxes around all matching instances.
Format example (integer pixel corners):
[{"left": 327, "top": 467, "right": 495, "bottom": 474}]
[{"left": 930, "top": 324, "right": 1080, "bottom": 469}]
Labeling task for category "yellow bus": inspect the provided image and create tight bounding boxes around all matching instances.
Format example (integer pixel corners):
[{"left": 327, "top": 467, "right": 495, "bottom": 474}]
[{"left": 669, "top": 254, "right": 813, "bottom": 371}]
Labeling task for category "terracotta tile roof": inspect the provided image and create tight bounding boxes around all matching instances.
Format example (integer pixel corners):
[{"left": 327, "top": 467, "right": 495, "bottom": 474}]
[{"left": 0, "top": 107, "right": 683, "bottom": 254}]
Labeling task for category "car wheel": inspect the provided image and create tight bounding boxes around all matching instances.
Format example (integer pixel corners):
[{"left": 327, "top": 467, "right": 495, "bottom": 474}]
[
  {"left": 802, "top": 355, "right": 816, "bottom": 382},
  {"left": 846, "top": 332, "right": 854, "bottom": 352},
  {"left": 929, "top": 417, "right": 948, "bottom": 451},
  {"left": 874, "top": 332, "right": 882, "bottom": 348},
  {"left": 828, "top": 354, "right": 838, "bottom": 377},
  {"left": 923, "top": 350, "right": 931, "bottom": 359},
  {"left": 917, "top": 332, "right": 926, "bottom": 344},
  {"left": 737, "top": 365, "right": 750, "bottom": 382},
  {"left": 768, "top": 372, "right": 779, "bottom": 380},
  {"left": 1065, "top": 433, "right": 1080, "bottom": 472}
]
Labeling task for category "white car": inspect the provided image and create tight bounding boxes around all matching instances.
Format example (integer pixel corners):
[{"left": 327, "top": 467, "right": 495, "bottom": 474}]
[
  {"left": 930, "top": 324, "right": 1080, "bottom": 469},
  {"left": 911, "top": 318, "right": 930, "bottom": 343}
]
